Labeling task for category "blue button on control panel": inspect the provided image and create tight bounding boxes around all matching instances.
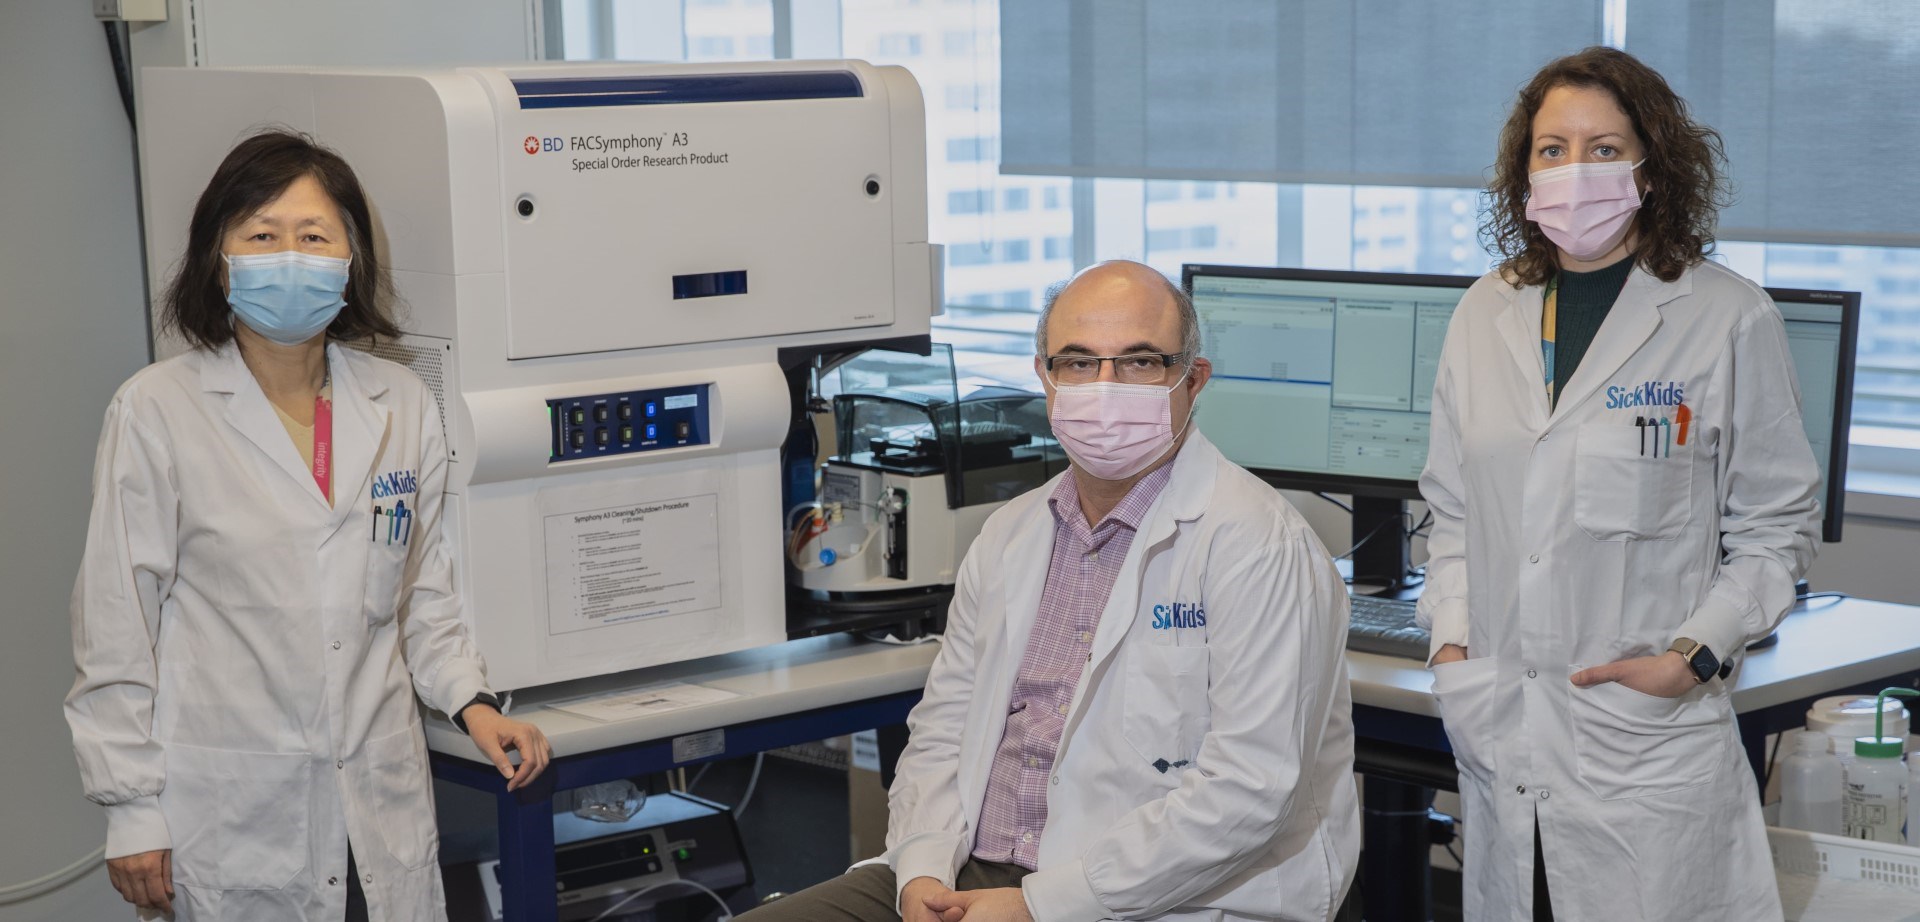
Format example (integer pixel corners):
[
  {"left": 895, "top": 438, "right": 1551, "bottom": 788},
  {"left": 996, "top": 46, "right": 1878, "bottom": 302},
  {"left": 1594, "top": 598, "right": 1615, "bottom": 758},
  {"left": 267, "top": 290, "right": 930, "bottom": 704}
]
[{"left": 548, "top": 384, "right": 710, "bottom": 462}]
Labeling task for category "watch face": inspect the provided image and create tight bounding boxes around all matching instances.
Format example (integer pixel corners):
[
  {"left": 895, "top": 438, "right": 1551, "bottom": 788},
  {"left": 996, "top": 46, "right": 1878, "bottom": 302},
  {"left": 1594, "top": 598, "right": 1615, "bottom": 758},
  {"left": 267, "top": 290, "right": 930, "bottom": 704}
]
[{"left": 1692, "top": 645, "right": 1721, "bottom": 682}]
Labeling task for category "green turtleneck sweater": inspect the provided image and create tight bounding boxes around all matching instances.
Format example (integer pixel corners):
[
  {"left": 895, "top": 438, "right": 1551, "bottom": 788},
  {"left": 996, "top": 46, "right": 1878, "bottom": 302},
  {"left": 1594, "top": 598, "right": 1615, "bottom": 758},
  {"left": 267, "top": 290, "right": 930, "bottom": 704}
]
[{"left": 1550, "top": 255, "right": 1635, "bottom": 406}]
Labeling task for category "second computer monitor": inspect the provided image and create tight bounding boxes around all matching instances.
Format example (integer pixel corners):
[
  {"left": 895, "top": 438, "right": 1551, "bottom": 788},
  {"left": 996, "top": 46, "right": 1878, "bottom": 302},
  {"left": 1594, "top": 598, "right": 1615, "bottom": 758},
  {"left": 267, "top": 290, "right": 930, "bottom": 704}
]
[{"left": 1185, "top": 264, "right": 1856, "bottom": 544}]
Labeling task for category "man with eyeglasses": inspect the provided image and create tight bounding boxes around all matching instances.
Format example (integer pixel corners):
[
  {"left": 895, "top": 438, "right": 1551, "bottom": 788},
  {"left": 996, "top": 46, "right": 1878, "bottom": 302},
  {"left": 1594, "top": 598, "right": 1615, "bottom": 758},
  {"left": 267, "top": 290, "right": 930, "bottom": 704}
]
[{"left": 740, "top": 260, "right": 1359, "bottom": 922}]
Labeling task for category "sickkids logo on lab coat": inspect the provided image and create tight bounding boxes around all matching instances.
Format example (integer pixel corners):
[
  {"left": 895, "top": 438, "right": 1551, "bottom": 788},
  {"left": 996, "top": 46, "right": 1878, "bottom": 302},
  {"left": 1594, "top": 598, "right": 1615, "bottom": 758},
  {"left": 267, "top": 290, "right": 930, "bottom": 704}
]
[
  {"left": 370, "top": 469, "right": 418, "bottom": 499},
  {"left": 1151, "top": 601, "right": 1207, "bottom": 630},
  {"left": 1604, "top": 380, "right": 1686, "bottom": 410}
]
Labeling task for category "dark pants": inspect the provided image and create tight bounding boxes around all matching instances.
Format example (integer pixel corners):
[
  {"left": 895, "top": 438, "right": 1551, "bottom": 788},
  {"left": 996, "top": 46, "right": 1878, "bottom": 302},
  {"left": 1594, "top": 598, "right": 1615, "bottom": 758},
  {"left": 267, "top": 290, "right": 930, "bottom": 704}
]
[
  {"left": 735, "top": 858, "right": 1029, "bottom": 922},
  {"left": 1533, "top": 821, "right": 1553, "bottom": 922},
  {"left": 346, "top": 849, "right": 369, "bottom": 922}
]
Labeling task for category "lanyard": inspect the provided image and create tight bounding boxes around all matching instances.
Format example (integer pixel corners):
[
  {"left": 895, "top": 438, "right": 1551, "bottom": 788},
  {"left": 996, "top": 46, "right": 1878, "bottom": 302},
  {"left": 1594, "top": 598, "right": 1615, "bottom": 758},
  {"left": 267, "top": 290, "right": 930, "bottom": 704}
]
[
  {"left": 312, "top": 365, "right": 332, "bottom": 503},
  {"left": 1541, "top": 276, "right": 1559, "bottom": 406}
]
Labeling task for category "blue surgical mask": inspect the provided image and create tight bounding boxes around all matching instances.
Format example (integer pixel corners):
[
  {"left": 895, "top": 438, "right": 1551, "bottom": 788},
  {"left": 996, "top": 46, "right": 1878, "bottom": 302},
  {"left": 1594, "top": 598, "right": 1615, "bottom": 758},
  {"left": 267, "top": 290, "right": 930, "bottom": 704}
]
[{"left": 224, "top": 251, "right": 352, "bottom": 345}]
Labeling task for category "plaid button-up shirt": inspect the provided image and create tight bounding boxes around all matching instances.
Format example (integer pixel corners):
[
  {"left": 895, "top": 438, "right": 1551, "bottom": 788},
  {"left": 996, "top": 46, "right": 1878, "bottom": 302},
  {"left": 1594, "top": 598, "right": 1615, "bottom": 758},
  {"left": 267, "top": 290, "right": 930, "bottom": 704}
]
[{"left": 970, "top": 463, "right": 1173, "bottom": 869}]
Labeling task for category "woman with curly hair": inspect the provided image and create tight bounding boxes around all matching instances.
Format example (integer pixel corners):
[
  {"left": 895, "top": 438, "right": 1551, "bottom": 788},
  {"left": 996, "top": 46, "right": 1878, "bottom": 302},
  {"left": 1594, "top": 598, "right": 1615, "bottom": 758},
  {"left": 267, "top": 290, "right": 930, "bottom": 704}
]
[{"left": 1416, "top": 47, "right": 1819, "bottom": 921}]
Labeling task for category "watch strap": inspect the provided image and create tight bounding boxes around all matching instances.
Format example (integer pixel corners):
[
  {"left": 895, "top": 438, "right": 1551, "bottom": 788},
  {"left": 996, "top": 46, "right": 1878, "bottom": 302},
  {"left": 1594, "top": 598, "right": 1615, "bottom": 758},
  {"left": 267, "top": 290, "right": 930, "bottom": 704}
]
[{"left": 1667, "top": 637, "right": 1718, "bottom": 684}]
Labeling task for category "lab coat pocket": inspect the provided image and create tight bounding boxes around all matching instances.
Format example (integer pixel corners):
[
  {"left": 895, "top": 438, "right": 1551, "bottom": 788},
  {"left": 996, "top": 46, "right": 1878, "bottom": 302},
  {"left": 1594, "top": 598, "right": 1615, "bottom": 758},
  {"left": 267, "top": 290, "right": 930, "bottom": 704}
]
[
  {"left": 362, "top": 540, "right": 409, "bottom": 627},
  {"left": 1572, "top": 423, "right": 1693, "bottom": 541},
  {"left": 1568, "top": 677, "right": 1719, "bottom": 800},
  {"left": 1122, "top": 643, "right": 1211, "bottom": 771},
  {"left": 1430, "top": 657, "right": 1501, "bottom": 789},
  {"left": 367, "top": 723, "right": 440, "bottom": 869},
  {"left": 160, "top": 743, "right": 310, "bottom": 890}
]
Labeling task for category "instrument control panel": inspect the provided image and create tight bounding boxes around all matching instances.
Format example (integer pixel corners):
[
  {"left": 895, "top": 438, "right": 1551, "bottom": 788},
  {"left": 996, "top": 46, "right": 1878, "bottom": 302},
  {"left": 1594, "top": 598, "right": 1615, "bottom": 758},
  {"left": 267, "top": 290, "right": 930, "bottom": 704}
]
[{"left": 548, "top": 384, "right": 711, "bottom": 462}]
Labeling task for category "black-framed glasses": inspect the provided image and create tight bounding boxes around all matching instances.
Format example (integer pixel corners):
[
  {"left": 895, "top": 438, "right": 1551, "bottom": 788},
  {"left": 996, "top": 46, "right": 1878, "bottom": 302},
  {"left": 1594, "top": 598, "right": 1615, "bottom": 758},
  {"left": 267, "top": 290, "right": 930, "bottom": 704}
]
[{"left": 1044, "top": 352, "right": 1189, "bottom": 385}]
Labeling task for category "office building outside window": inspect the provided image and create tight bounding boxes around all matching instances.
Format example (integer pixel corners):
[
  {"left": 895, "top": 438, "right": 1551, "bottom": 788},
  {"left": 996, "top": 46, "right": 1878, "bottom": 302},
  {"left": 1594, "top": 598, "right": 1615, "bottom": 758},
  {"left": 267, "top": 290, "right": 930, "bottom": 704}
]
[{"left": 557, "top": 0, "right": 1920, "bottom": 483}]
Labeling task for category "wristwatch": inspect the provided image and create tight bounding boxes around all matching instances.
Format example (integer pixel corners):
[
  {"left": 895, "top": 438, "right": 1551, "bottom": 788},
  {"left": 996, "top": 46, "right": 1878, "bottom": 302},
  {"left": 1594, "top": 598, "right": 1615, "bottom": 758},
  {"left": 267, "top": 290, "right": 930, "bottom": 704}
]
[{"left": 1668, "top": 637, "right": 1733, "bottom": 683}]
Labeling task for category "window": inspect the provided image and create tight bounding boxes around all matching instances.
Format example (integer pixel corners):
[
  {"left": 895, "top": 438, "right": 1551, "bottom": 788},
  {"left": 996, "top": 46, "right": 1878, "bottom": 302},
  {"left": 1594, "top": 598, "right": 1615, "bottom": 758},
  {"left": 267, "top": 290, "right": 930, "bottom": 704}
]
[
  {"left": 1145, "top": 228, "right": 1185, "bottom": 251},
  {"left": 876, "top": 32, "right": 922, "bottom": 56},
  {"left": 947, "top": 189, "right": 990, "bottom": 214},
  {"left": 945, "top": 136, "right": 997, "bottom": 162},
  {"left": 1145, "top": 182, "right": 1182, "bottom": 203},
  {"left": 1742, "top": 244, "right": 1920, "bottom": 444},
  {"left": 947, "top": 240, "right": 1029, "bottom": 267},
  {"left": 558, "top": 0, "right": 1920, "bottom": 487}
]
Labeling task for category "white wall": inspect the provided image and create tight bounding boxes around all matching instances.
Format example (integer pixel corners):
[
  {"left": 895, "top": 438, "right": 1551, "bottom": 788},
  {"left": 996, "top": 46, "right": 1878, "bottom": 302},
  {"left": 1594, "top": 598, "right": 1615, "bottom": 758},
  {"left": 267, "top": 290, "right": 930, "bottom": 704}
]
[
  {"left": 0, "top": 4, "right": 154, "bottom": 919},
  {"left": 1806, "top": 511, "right": 1920, "bottom": 606}
]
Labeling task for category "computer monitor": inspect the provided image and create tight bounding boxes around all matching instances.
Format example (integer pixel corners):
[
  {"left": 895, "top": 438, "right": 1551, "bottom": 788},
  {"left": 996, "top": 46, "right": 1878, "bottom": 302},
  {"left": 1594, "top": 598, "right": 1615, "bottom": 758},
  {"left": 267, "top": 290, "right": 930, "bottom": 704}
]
[
  {"left": 1183, "top": 265, "right": 1859, "bottom": 586},
  {"left": 1772, "top": 287, "right": 1859, "bottom": 544}
]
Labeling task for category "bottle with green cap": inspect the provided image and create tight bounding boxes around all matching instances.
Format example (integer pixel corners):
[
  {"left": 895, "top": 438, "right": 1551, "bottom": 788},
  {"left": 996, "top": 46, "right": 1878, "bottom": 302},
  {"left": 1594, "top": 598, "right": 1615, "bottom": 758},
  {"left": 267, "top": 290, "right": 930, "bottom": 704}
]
[{"left": 1842, "top": 687, "right": 1919, "bottom": 842}]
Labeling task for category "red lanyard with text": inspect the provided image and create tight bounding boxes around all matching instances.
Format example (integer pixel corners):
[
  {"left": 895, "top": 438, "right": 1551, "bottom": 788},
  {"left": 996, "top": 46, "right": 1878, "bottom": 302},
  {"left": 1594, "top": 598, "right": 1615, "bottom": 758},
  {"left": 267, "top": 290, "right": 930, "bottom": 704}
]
[{"left": 312, "top": 369, "right": 332, "bottom": 503}]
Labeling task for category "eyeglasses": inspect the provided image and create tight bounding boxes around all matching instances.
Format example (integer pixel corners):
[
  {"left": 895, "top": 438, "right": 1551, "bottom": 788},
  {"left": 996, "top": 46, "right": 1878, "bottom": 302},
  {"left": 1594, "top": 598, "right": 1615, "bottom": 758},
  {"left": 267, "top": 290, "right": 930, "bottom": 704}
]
[{"left": 1044, "top": 352, "right": 1188, "bottom": 386}]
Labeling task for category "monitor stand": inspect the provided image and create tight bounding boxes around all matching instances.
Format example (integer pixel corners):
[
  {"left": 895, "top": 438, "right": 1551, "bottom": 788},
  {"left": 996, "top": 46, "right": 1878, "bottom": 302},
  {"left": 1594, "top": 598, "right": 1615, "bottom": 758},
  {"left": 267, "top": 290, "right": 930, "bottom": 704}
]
[{"left": 1349, "top": 496, "right": 1417, "bottom": 598}]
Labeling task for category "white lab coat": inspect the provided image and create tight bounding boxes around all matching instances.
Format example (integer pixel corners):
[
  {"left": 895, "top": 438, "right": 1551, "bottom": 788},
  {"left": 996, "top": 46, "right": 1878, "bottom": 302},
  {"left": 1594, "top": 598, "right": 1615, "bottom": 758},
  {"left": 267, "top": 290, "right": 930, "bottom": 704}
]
[
  {"left": 883, "top": 433, "right": 1361, "bottom": 922},
  {"left": 66, "top": 341, "right": 491, "bottom": 922},
  {"left": 1418, "top": 260, "right": 1820, "bottom": 921}
]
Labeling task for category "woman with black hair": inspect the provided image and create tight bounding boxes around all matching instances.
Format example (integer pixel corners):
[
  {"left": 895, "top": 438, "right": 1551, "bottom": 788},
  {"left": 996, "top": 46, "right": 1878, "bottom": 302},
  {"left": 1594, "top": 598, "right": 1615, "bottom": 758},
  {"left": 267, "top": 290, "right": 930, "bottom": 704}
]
[
  {"left": 1417, "top": 47, "right": 1819, "bottom": 920},
  {"left": 66, "top": 130, "right": 549, "bottom": 921}
]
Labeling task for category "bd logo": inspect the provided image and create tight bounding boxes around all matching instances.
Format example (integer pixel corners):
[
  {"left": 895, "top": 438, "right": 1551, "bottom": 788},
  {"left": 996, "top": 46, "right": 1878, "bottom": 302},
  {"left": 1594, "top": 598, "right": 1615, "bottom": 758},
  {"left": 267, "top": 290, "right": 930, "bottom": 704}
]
[
  {"left": 523, "top": 136, "right": 564, "bottom": 155},
  {"left": 523, "top": 136, "right": 539, "bottom": 155}
]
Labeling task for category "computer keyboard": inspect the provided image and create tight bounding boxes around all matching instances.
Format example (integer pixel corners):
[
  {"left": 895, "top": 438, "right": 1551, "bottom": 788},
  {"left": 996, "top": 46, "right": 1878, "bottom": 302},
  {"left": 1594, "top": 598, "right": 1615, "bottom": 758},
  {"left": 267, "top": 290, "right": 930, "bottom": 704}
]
[{"left": 1345, "top": 594, "right": 1432, "bottom": 661}]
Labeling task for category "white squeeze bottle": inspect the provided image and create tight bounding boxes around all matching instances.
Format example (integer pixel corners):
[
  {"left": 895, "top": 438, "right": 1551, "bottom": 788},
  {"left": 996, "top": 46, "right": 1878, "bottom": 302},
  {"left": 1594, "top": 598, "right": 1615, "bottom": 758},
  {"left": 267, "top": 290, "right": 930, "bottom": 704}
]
[
  {"left": 1843, "top": 688, "right": 1919, "bottom": 843},
  {"left": 1908, "top": 755, "right": 1920, "bottom": 845},
  {"left": 1779, "top": 731, "right": 1844, "bottom": 835}
]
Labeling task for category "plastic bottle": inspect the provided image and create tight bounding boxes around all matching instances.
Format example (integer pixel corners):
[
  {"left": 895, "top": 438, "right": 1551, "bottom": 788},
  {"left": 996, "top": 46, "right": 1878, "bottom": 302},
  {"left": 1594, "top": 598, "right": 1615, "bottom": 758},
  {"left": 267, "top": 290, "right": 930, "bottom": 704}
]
[
  {"left": 1808, "top": 695, "right": 1910, "bottom": 769},
  {"left": 1908, "top": 757, "right": 1920, "bottom": 845},
  {"left": 1842, "top": 688, "right": 1920, "bottom": 843},
  {"left": 1779, "top": 731, "right": 1844, "bottom": 835}
]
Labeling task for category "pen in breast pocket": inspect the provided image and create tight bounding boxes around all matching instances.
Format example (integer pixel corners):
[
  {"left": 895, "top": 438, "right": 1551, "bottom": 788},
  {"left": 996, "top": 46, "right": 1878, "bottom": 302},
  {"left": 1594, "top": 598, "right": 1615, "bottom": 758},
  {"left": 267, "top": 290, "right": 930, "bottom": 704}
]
[
  {"left": 1662, "top": 416, "right": 1672, "bottom": 458},
  {"left": 1636, "top": 416, "right": 1647, "bottom": 456},
  {"left": 372, "top": 505, "right": 382, "bottom": 541},
  {"left": 1676, "top": 403, "right": 1692, "bottom": 446}
]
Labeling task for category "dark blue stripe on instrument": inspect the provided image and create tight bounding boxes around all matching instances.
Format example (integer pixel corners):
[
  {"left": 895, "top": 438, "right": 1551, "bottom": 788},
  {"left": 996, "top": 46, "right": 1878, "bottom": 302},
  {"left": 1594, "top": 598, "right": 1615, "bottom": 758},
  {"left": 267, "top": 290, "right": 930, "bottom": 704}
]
[{"left": 513, "top": 71, "right": 862, "bottom": 109}]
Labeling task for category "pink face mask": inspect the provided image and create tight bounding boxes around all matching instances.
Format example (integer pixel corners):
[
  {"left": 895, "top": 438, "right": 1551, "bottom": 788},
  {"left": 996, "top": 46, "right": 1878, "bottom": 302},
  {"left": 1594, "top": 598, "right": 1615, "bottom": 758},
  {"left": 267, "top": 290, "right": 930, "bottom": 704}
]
[
  {"left": 1525, "top": 160, "right": 1644, "bottom": 261},
  {"left": 1048, "top": 366, "right": 1195, "bottom": 481}
]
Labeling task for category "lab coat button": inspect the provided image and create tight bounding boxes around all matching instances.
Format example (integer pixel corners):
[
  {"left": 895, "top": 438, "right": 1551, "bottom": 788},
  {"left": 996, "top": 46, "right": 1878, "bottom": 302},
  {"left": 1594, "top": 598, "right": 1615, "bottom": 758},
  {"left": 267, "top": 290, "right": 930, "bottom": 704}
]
[
  {"left": 1540, "top": 789, "right": 1551, "bottom": 800},
  {"left": 1051, "top": 776, "right": 1060, "bottom": 785},
  {"left": 331, "top": 641, "right": 342, "bottom": 650},
  {"left": 1526, "top": 668, "right": 1537, "bottom": 678},
  {"left": 1516, "top": 785, "right": 1526, "bottom": 795},
  {"left": 364, "top": 874, "right": 373, "bottom": 884},
  {"left": 336, "top": 759, "right": 344, "bottom": 769},
  {"left": 1528, "top": 554, "right": 1540, "bottom": 564},
  {"left": 328, "top": 877, "right": 338, "bottom": 886}
]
